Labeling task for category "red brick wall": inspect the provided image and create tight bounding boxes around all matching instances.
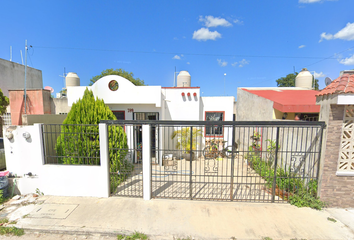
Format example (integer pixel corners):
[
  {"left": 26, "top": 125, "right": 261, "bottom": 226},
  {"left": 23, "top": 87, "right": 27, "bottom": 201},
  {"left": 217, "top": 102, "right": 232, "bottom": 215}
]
[{"left": 320, "top": 105, "right": 354, "bottom": 207}]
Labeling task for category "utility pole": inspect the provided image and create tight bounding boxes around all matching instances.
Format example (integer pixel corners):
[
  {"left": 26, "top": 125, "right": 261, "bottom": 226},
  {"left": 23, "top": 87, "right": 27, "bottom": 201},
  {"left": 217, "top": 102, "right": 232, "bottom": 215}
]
[
  {"left": 224, "top": 73, "right": 226, "bottom": 96},
  {"left": 24, "top": 40, "right": 28, "bottom": 114}
]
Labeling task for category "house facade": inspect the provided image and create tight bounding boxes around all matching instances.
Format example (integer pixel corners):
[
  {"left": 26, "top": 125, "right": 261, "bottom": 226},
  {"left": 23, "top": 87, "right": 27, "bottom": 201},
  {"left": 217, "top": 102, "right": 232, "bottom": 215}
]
[{"left": 67, "top": 72, "right": 236, "bottom": 162}]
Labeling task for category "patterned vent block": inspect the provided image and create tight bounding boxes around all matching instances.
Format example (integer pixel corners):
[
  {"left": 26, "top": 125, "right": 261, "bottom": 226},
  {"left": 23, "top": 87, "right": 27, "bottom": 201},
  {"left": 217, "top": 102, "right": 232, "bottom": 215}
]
[{"left": 338, "top": 105, "right": 354, "bottom": 172}]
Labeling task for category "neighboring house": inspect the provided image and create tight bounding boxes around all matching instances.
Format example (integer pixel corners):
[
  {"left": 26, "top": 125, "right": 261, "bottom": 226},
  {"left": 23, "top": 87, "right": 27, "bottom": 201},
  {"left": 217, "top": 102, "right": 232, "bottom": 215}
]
[
  {"left": 0, "top": 58, "right": 43, "bottom": 125},
  {"left": 316, "top": 70, "right": 354, "bottom": 207},
  {"left": 236, "top": 87, "right": 320, "bottom": 121}
]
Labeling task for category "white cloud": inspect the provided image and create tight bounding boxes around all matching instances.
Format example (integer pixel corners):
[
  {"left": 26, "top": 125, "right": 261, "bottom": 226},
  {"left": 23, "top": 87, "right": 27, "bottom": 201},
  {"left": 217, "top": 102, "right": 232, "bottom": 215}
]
[
  {"left": 233, "top": 19, "right": 244, "bottom": 25},
  {"left": 298, "top": 45, "right": 306, "bottom": 48},
  {"left": 314, "top": 71, "right": 326, "bottom": 78},
  {"left": 231, "top": 62, "right": 238, "bottom": 67},
  {"left": 238, "top": 59, "right": 249, "bottom": 67},
  {"left": 320, "top": 22, "right": 354, "bottom": 42},
  {"left": 199, "top": 16, "right": 232, "bottom": 28},
  {"left": 193, "top": 28, "right": 221, "bottom": 41},
  {"left": 172, "top": 55, "right": 181, "bottom": 60},
  {"left": 173, "top": 37, "right": 178, "bottom": 40},
  {"left": 339, "top": 54, "right": 354, "bottom": 65},
  {"left": 217, "top": 59, "right": 228, "bottom": 67},
  {"left": 181, "top": 54, "right": 184, "bottom": 57},
  {"left": 299, "top": 0, "right": 321, "bottom": 3},
  {"left": 187, "top": 62, "right": 190, "bottom": 65}
]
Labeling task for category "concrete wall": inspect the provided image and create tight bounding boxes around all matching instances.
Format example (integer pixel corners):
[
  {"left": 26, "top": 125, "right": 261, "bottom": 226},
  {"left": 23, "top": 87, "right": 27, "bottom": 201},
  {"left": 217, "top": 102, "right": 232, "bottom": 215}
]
[
  {"left": 23, "top": 114, "right": 67, "bottom": 125},
  {"left": 236, "top": 88, "right": 274, "bottom": 121},
  {"left": 0, "top": 58, "right": 43, "bottom": 97},
  {"left": 52, "top": 97, "right": 71, "bottom": 114},
  {"left": 9, "top": 89, "right": 52, "bottom": 125},
  {"left": 3, "top": 124, "right": 109, "bottom": 198}
]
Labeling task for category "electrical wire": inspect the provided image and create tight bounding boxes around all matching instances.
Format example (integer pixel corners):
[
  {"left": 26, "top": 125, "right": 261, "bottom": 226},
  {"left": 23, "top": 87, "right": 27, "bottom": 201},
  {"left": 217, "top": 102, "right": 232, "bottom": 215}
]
[{"left": 32, "top": 45, "right": 339, "bottom": 60}]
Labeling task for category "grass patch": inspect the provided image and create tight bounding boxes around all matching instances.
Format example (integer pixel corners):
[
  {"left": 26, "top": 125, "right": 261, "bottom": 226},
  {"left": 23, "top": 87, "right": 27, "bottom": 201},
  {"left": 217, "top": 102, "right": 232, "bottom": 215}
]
[
  {"left": 327, "top": 217, "right": 337, "bottom": 223},
  {"left": 117, "top": 231, "right": 148, "bottom": 240},
  {"left": 262, "top": 237, "right": 273, "bottom": 240},
  {"left": 0, "top": 226, "right": 24, "bottom": 236}
]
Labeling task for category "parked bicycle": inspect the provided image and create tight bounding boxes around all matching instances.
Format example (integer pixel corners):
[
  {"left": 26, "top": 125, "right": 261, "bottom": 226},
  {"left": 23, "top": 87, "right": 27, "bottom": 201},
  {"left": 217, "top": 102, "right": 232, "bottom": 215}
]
[{"left": 203, "top": 140, "right": 238, "bottom": 159}]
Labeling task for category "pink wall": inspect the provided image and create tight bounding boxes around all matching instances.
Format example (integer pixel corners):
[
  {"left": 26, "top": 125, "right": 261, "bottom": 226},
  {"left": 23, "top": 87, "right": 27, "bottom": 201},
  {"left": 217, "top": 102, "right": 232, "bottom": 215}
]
[{"left": 9, "top": 89, "right": 51, "bottom": 125}]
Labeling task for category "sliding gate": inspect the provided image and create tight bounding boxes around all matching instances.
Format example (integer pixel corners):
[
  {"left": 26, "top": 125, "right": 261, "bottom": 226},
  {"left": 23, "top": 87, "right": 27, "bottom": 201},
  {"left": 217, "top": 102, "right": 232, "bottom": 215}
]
[{"left": 106, "top": 120, "right": 325, "bottom": 203}]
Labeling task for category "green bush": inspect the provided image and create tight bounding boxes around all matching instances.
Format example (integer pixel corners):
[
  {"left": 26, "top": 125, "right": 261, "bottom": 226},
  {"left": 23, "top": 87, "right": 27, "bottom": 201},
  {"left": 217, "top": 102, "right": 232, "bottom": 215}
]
[
  {"left": 246, "top": 140, "right": 325, "bottom": 210},
  {"left": 55, "top": 89, "right": 131, "bottom": 193}
]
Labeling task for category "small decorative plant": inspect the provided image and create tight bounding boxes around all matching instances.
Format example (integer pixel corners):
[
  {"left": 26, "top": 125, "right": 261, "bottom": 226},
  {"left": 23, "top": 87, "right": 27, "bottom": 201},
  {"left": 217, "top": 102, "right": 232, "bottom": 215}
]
[{"left": 171, "top": 127, "right": 202, "bottom": 153}]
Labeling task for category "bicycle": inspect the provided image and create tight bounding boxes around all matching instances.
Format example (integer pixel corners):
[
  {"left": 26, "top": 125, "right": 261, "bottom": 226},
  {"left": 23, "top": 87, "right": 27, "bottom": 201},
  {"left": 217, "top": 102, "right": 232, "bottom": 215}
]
[{"left": 203, "top": 140, "right": 238, "bottom": 159}]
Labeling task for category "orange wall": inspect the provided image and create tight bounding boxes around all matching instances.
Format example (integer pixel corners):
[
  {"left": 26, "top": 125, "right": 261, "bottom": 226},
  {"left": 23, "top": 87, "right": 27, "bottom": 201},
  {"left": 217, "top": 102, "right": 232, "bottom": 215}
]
[{"left": 9, "top": 89, "right": 51, "bottom": 125}]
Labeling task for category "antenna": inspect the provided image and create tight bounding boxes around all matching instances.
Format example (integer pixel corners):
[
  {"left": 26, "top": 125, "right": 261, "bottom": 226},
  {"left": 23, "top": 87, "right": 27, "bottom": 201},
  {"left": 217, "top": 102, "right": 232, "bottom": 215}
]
[
  {"left": 20, "top": 50, "right": 23, "bottom": 65},
  {"left": 325, "top": 77, "right": 332, "bottom": 86},
  {"left": 24, "top": 40, "right": 28, "bottom": 114},
  {"left": 59, "top": 67, "right": 67, "bottom": 89}
]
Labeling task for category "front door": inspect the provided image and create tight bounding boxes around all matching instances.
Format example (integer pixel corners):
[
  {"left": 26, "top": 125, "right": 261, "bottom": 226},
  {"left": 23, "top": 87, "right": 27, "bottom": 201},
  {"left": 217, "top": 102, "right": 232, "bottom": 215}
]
[{"left": 133, "top": 112, "right": 159, "bottom": 162}]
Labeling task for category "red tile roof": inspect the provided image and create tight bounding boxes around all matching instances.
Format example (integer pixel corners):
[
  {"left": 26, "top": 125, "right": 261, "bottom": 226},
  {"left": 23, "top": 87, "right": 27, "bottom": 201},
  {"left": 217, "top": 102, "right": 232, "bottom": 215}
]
[
  {"left": 242, "top": 89, "right": 320, "bottom": 113},
  {"left": 317, "top": 74, "right": 354, "bottom": 96}
]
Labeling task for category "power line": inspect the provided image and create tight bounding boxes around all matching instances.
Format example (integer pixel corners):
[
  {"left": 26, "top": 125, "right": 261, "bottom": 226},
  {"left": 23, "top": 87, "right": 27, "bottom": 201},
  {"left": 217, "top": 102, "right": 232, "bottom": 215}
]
[{"left": 33, "top": 45, "right": 340, "bottom": 60}]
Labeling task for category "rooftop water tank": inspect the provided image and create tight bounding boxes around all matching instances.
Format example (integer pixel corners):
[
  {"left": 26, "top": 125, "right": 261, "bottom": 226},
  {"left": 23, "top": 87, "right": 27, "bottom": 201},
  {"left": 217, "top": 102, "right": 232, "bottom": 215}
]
[
  {"left": 177, "top": 71, "right": 191, "bottom": 87},
  {"left": 66, "top": 72, "right": 80, "bottom": 88},
  {"left": 295, "top": 68, "right": 313, "bottom": 89}
]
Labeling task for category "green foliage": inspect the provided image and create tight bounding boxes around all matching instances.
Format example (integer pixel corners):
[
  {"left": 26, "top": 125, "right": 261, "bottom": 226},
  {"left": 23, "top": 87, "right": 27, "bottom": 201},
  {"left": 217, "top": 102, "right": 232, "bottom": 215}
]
[
  {"left": 246, "top": 138, "right": 326, "bottom": 210},
  {"left": 0, "top": 225, "right": 24, "bottom": 236},
  {"left": 171, "top": 127, "right": 202, "bottom": 153},
  {"left": 55, "top": 89, "right": 131, "bottom": 193},
  {"left": 0, "top": 89, "right": 9, "bottom": 115},
  {"left": 327, "top": 217, "right": 337, "bottom": 223},
  {"left": 35, "top": 188, "right": 44, "bottom": 196},
  {"left": 89, "top": 68, "right": 145, "bottom": 86},
  {"left": 276, "top": 72, "right": 319, "bottom": 90},
  {"left": 117, "top": 231, "right": 148, "bottom": 240}
]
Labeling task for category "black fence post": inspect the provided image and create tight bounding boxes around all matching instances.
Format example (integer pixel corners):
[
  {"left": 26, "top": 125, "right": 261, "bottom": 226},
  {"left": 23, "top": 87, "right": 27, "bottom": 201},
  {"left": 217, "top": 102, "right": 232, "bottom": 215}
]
[
  {"left": 230, "top": 123, "right": 236, "bottom": 200},
  {"left": 189, "top": 126, "right": 193, "bottom": 200},
  {"left": 271, "top": 127, "right": 280, "bottom": 203}
]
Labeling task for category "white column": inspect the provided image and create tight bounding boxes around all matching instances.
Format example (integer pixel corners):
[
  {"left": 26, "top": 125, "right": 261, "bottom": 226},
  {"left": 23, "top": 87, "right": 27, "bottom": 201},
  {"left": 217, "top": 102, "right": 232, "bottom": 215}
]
[
  {"left": 99, "top": 123, "right": 110, "bottom": 198},
  {"left": 35, "top": 123, "right": 45, "bottom": 165},
  {"left": 142, "top": 124, "right": 151, "bottom": 200}
]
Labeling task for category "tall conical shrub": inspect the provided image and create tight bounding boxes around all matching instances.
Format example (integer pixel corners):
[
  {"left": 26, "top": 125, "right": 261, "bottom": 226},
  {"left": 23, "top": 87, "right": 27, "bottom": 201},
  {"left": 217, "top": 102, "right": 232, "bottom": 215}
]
[{"left": 55, "top": 88, "right": 128, "bottom": 172}]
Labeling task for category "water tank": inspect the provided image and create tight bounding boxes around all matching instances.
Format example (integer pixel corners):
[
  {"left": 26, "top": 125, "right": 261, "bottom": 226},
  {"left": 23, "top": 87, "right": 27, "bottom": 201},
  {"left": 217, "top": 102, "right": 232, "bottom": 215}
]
[
  {"left": 295, "top": 68, "right": 313, "bottom": 89},
  {"left": 177, "top": 71, "right": 191, "bottom": 87},
  {"left": 66, "top": 72, "right": 80, "bottom": 88}
]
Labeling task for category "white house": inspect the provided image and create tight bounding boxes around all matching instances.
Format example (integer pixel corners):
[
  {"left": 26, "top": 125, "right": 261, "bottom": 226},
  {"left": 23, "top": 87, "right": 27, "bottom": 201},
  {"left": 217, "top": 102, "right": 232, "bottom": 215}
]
[{"left": 67, "top": 71, "right": 235, "bottom": 162}]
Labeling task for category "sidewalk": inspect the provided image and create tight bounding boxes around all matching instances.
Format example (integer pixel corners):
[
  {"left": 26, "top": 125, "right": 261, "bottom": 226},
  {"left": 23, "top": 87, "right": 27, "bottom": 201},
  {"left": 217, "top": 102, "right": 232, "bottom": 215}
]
[{"left": 2, "top": 195, "right": 354, "bottom": 240}]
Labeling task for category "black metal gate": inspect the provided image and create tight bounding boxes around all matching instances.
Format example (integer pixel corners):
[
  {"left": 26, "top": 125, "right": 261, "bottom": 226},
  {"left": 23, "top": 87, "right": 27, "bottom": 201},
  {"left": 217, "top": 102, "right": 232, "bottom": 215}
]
[{"left": 105, "top": 120, "right": 325, "bottom": 203}]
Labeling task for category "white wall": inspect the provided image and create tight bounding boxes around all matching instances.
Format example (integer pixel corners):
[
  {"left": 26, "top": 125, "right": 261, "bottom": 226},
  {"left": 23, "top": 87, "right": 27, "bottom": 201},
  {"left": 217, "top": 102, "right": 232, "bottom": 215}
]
[
  {"left": 3, "top": 124, "right": 109, "bottom": 198},
  {"left": 162, "top": 88, "right": 201, "bottom": 121},
  {"left": 67, "top": 75, "right": 161, "bottom": 107}
]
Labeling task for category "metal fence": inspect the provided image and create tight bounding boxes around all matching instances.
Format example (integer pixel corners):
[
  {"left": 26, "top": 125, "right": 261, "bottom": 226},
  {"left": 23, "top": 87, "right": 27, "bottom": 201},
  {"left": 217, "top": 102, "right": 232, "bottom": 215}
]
[
  {"left": 107, "top": 123, "right": 143, "bottom": 197},
  {"left": 42, "top": 124, "right": 100, "bottom": 165},
  {"left": 104, "top": 120, "right": 325, "bottom": 203}
]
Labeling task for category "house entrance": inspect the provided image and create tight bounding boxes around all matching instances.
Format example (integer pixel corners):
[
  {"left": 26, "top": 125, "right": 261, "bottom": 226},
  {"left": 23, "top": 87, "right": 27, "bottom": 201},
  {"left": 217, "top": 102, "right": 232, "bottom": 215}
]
[{"left": 107, "top": 120, "right": 325, "bottom": 203}]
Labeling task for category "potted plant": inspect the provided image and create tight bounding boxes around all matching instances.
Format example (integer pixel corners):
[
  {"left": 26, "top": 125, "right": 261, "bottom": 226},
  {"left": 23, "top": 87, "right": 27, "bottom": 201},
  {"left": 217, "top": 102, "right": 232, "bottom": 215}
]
[{"left": 171, "top": 127, "right": 202, "bottom": 160}]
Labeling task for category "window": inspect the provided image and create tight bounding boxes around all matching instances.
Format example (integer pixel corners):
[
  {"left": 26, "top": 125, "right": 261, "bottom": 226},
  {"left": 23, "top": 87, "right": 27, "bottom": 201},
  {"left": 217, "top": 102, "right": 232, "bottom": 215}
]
[
  {"left": 205, "top": 111, "right": 224, "bottom": 137},
  {"left": 113, "top": 111, "right": 125, "bottom": 120}
]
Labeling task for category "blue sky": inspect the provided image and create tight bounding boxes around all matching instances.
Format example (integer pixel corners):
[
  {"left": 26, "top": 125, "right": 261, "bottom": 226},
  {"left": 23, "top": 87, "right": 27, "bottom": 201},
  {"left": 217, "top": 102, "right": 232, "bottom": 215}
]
[{"left": 1, "top": 0, "right": 354, "bottom": 99}]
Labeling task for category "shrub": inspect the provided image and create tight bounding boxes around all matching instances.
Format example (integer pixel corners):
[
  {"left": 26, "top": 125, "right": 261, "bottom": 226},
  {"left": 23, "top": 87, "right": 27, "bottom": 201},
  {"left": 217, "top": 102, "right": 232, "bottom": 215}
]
[{"left": 55, "top": 89, "right": 131, "bottom": 192}]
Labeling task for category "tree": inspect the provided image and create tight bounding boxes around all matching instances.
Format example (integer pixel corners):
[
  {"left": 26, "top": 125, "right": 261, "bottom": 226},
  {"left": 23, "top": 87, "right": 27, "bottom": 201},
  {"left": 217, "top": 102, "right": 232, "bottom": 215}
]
[
  {"left": 0, "top": 89, "right": 9, "bottom": 115},
  {"left": 276, "top": 72, "right": 319, "bottom": 90},
  {"left": 89, "top": 68, "right": 145, "bottom": 86},
  {"left": 55, "top": 88, "right": 130, "bottom": 192}
]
